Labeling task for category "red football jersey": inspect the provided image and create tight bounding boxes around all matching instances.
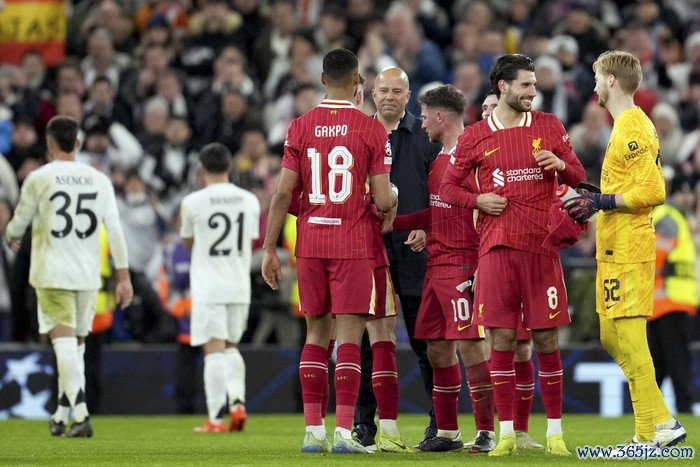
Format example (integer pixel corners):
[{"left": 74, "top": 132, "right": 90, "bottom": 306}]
[
  {"left": 395, "top": 151, "right": 479, "bottom": 279},
  {"left": 282, "top": 99, "right": 391, "bottom": 259},
  {"left": 441, "top": 110, "right": 585, "bottom": 258}
]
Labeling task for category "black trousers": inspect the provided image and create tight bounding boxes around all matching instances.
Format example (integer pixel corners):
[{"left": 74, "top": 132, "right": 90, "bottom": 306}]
[
  {"left": 647, "top": 312, "right": 694, "bottom": 413},
  {"left": 354, "top": 294, "right": 435, "bottom": 433}
]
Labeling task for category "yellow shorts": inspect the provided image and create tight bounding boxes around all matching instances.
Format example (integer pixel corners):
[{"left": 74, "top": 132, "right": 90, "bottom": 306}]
[
  {"left": 596, "top": 261, "right": 654, "bottom": 318},
  {"left": 36, "top": 288, "right": 97, "bottom": 336}
]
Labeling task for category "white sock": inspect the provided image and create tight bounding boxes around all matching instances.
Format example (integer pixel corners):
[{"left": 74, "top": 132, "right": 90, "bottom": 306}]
[
  {"left": 655, "top": 418, "right": 677, "bottom": 431},
  {"left": 546, "top": 418, "right": 562, "bottom": 438},
  {"left": 224, "top": 347, "right": 246, "bottom": 405},
  {"left": 379, "top": 419, "right": 398, "bottom": 437},
  {"left": 53, "top": 383, "right": 70, "bottom": 424},
  {"left": 204, "top": 353, "right": 228, "bottom": 423},
  {"left": 335, "top": 427, "right": 353, "bottom": 439},
  {"left": 52, "top": 337, "right": 88, "bottom": 422},
  {"left": 437, "top": 429, "right": 460, "bottom": 439},
  {"left": 499, "top": 420, "right": 515, "bottom": 439},
  {"left": 77, "top": 342, "right": 86, "bottom": 389},
  {"left": 307, "top": 425, "right": 326, "bottom": 440}
]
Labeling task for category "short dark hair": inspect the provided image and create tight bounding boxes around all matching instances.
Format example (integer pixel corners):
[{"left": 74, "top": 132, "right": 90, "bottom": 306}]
[
  {"left": 419, "top": 84, "right": 466, "bottom": 116},
  {"left": 46, "top": 116, "right": 79, "bottom": 152},
  {"left": 200, "top": 143, "right": 232, "bottom": 174},
  {"left": 322, "top": 48, "right": 358, "bottom": 86},
  {"left": 489, "top": 54, "right": 535, "bottom": 97}
]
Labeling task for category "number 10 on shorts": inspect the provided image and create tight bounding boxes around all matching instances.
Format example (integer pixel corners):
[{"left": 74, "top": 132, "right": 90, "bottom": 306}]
[{"left": 452, "top": 298, "right": 470, "bottom": 322}]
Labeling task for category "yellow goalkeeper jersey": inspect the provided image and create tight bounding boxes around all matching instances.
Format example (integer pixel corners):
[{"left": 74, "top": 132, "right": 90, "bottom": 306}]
[{"left": 597, "top": 107, "right": 665, "bottom": 264}]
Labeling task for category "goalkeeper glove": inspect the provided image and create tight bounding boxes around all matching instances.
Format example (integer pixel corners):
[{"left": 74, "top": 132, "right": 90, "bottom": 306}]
[{"left": 564, "top": 188, "right": 616, "bottom": 223}]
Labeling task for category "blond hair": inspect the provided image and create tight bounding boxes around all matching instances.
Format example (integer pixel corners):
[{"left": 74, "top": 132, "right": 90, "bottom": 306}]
[{"left": 592, "top": 50, "right": 643, "bottom": 94}]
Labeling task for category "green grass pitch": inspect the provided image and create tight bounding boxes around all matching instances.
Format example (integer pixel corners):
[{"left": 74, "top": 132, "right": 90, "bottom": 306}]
[{"left": 1, "top": 414, "right": 697, "bottom": 465}]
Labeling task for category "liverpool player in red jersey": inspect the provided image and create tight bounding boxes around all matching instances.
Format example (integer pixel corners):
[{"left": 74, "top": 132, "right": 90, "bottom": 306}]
[
  {"left": 482, "top": 92, "right": 545, "bottom": 451},
  {"left": 383, "top": 85, "right": 504, "bottom": 453},
  {"left": 285, "top": 77, "right": 410, "bottom": 453},
  {"left": 440, "top": 55, "right": 586, "bottom": 457},
  {"left": 262, "top": 49, "right": 396, "bottom": 454}
]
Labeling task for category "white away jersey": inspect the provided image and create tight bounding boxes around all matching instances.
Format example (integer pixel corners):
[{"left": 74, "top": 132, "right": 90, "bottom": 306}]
[
  {"left": 5, "top": 160, "right": 128, "bottom": 290},
  {"left": 180, "top": 183, "right": 260, "bottom": 304}
]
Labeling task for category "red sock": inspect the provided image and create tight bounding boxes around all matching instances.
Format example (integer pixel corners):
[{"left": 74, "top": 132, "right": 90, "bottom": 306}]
[
  {"left": 537, "top": 350, "right": 563, "bottom": 419},
  {"left": 334, "top": 343, "right": 361, "bottom": 430},
  {"left": 321, "top": 339, "right": 335, "bottom": 420},
  {"left": 514, "top": 360, "right": 535, "bottom": 432},
  {"left": 490, "top": 349, "right": 516, "bottom": 422},
  {"left": 371, "top": 340, "right": 399, "bottom": 420},
  {"left": 467, "top": 360, "right": 494, "bottom": 431},
  {"left": 433, "top": 363, "right": 461, "bottom": 431},
  {"left": 299, "top": 343, "right": 328, "bottom": 426}
]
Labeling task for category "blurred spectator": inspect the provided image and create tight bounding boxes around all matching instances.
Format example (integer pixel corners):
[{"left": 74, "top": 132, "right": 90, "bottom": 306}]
[
  {"left": 346, "top": 0, "right": 379, "bottom": 46},
  {"left": 231, "top": 0, "right": 267, "bottom": 58},
  {"left": 140, "top": 116, "right": 198, "bottom": 215},
  {"left": 0, "top": 105, "right": 12, "bottom": 155},
  {"left": 231, "top": 128, "right": 281, "bottom": 194},
  {"left": 78, "top": 114, "right": 143, "bottom": 174},
  {"left": 569, "top": 101, "right": 612, "bottom": 182},
  {"left": 503, "top": 0, "right": 539, "bottom": 53},
  {"left": 251, "top": 0, "right": 297, "bottom": 86},
  {"left": 79, "top": 0, "right": 137, "bottom": 53},
  {"left": 677, "top": 71, "right": 700, "bottom": 133},
  {"left": 203, "top": 88, "right": 259, "bottom": 154},
  {"left": 117, "top": 170, "right": 170, "bottom": 343},
  {"left": 154, "top": 70, "right": 191, "bottom": 121},
  {"left": 648, "top": 184, "right": 698, "bottom": 413},
  {"left": 266, "top": 83, "right": 322, "bottom": 150},
  {"left": 448, "top": 21, "right": 480, "bottom": 64},
  {"left": 193, "top": 46, "right": 259, "bottom": 145},
  {"left": 547, "top": 34, "right": 595, "bottom": 103},
  {"left": 451, "top": 59, "right": 487, "bottom": 125},
  {"left": 312, "top": 6, "right": 357, "bottom": 55},
  {"left": 136, "top": 97, "right": 169, "bottom": 156},
  {"left": 384, "top": 2, "right": 447, "bottom": 114},
  {"left": 84, "top": 76, "right": 134, "bottom": 131},
  {"left": 81, "top": 28, "right": 131, "bottom": 89},
  {"left": 265, "top": 32, "right": 322, "bottom": 101},
  {"left": 532, "top": 55, "right": 583, "bottom": 126},
  {"left": 453, "top": 0, "right": 497, "bottom": 30},
  {"left": 552, "top": 6, "right": 608, "bottom": 70},
  {"left": 652, "top": 102, "right": 685, "bottom": 166},
  {"left": 134, "top": 1, "right": 189, "bottom": 36},
  {"left": 0, "top": 198, "right": 15, "bottom": 341},
  {"left": 5, "top": 116, "right": 45, "bottom": 183},
  {"left": 405, "top": 0, "right": 451, "bottom": 50},
  {"left": 0, "top": 156, "right": 19, "bottom": 207}
]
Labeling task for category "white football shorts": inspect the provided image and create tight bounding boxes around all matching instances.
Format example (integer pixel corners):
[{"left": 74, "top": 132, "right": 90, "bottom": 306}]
[
  {"left": 36, "top": 289, "right": 98, "bottom": 337},
  {"left": 190, "top": 301, "right": 249, "bottom": 347}
]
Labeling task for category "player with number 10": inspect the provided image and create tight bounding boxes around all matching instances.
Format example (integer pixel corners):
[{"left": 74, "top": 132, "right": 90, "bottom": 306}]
[{"left": 261, "top": 48, "right": 396, "bottom": 454}]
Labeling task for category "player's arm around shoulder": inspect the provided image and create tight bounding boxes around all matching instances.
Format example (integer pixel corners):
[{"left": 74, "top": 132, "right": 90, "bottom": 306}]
[{"left": 439, "top": 128, "right": 482, "bottom": 209}]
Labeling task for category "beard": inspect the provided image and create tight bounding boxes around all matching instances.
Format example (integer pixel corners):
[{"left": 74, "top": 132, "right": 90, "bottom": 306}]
[
  {"left": 505, "top": 89, "right": 531, "bottom": 112},
  {"left": 597, "top": 86, "right": 609, "bottom": 108}
]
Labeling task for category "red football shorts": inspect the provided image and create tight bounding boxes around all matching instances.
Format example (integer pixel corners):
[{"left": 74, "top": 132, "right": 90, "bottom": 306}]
[
  {"left": 369, "top": 266, "right": 397, "bottom": 321},
  {"left": 296, "top": 257, "right": 375, "bottom": 316},
  {"left": 475, "top": 247, "right": 570, "bottom": 330},
  {"left": 415, "top": 273, "right": 485, "bottom": 340}
]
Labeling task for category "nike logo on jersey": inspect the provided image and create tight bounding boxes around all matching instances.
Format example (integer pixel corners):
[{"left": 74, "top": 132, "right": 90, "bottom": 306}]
[
  {"left": 605, "top": 304, "right": 615, "bottom": 310},
  {"left": 484, "top": 147, "right": 500, "bottom": 157},
  {"left": 457, "top": 324, "right": 471, "bottom": 331},
  {"left": 494, "top": 380, "right": 509, "bottom": 386},
  {"left": 549, "top": 311, "right": 562, "bottom": 320}
]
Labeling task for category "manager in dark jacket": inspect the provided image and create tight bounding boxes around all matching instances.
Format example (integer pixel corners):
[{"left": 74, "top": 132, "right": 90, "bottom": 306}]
[{"left": 354, "top": 67, "right": 440, "bottom": 448}]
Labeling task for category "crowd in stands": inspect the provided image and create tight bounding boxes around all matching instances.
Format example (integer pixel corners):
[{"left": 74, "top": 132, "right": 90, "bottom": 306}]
[{"left": 1, "top": 0, "right": 700, "bottom": 344}]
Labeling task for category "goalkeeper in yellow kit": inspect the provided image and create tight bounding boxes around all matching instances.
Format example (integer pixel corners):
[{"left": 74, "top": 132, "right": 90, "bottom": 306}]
[{"left": 565, "top": 50, "right": 686, "bottom": 447}]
